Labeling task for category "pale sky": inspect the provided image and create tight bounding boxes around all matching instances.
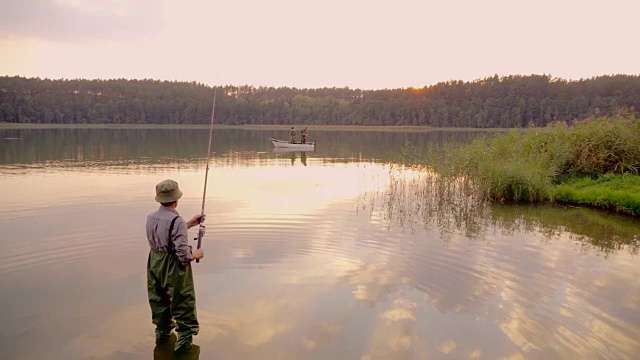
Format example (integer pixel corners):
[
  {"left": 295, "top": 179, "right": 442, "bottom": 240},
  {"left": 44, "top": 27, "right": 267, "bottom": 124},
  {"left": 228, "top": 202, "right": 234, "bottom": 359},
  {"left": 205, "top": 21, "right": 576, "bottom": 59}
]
[{"left": 1, "top": 0, "right": 639, "bottom": 89}]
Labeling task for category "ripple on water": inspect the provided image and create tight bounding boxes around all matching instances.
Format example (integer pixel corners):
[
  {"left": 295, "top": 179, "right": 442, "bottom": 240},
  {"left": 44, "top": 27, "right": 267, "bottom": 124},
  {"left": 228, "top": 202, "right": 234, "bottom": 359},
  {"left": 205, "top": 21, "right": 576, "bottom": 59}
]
[{"left": 0, "top": 232, "right": 129, "bottom": 276}]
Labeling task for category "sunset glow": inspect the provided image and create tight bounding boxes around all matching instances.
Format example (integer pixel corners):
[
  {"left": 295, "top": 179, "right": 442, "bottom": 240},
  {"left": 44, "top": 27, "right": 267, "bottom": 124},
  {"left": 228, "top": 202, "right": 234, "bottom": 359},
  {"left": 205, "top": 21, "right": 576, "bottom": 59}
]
[{"left": 1, "top": 0, "right": 639, "bottom": 89}]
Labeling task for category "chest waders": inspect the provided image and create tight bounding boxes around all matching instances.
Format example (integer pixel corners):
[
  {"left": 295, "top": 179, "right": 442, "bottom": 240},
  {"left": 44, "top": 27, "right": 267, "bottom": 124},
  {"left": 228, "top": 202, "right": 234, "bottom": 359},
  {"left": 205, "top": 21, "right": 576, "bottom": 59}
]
[{"left": 147, "top": 216, "right": 199, "bottom": 350}]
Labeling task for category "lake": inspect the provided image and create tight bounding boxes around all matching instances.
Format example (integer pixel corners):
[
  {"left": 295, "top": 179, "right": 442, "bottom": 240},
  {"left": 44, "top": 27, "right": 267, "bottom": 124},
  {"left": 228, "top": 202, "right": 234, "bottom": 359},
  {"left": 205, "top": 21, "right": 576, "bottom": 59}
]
[{"left": 1, "top": 128, "right": 639, "bottom": 360}]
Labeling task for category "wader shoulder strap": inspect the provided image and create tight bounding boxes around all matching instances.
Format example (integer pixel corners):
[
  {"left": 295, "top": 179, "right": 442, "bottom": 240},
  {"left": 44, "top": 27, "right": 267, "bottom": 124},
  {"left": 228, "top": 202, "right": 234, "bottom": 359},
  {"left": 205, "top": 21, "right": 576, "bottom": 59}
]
[{"left": 167, "top": 216, "right": 180, "bottom": 254}]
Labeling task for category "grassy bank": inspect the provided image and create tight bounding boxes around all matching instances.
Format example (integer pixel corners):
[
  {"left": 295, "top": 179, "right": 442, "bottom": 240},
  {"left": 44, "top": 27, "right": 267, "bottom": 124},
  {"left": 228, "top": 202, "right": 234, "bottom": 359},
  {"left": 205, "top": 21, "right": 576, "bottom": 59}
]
[
  {"left": 550, "top": 174, "right": 640, "bottom": 215},
  {"left": 404, "top": 114, "right": 640, "bottom": 215}
]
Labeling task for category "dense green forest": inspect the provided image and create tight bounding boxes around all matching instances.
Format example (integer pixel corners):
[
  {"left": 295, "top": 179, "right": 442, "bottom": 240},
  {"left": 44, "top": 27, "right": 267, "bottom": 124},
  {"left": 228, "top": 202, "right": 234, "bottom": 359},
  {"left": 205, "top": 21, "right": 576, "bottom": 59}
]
[{"left": 1, "top": 75, "right": 639, "bottom": 127}]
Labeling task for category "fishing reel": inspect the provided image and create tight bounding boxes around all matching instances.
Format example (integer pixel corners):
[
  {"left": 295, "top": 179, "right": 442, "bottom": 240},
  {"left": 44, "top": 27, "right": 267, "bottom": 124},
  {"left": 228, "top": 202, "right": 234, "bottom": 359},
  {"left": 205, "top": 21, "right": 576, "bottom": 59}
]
[
  {"left": 193, "top": 217, "right": 206, "bottom": 241},
  {"left": 196, "top": 223, "right": 206, "bottom": 238},
  {"left": 193, "top": 223, "right": 206, "bottom": 263}
]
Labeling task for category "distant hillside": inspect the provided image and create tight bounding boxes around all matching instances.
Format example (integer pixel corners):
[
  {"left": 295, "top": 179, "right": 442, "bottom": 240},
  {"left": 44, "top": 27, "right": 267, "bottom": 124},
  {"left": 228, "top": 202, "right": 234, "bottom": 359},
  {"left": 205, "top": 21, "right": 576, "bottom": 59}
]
[{"left": 1, "top": 75, "right": 639, "bottom": 127}]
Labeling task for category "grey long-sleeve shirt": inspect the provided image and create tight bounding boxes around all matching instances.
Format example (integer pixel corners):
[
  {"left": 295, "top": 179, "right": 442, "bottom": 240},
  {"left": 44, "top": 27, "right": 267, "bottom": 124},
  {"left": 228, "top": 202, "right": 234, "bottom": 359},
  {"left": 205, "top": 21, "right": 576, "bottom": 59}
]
[{"left": 146, "top": 206, "right": 192, "bottom": 264}]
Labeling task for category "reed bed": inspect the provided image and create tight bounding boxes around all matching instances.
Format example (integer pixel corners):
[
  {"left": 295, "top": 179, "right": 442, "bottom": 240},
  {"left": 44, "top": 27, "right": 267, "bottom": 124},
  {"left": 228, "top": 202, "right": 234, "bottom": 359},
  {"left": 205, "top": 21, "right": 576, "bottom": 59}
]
[
  {"left": 400, "top": 114, "right": 640, "bottom": 215},
  {"left": 357, "top": 167, "right": 640, "bottom": 253}
]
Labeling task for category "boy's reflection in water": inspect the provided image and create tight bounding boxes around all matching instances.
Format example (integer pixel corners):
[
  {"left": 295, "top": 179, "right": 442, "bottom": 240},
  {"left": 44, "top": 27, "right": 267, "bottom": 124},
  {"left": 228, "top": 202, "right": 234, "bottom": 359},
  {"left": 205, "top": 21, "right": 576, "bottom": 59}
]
[{"left": 154, "top": 334, "right": 200, "bottom": 360}]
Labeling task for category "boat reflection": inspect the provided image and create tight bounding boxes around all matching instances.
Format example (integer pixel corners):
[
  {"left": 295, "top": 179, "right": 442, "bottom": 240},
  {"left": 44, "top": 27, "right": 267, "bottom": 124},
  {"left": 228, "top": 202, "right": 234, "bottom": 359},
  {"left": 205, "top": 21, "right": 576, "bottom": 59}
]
[
  {"left": 271, "top": 147, "right": 315, "bottom": 154},
  {"left": 271, "top": 148, "right": 313, "bottom": 166}
]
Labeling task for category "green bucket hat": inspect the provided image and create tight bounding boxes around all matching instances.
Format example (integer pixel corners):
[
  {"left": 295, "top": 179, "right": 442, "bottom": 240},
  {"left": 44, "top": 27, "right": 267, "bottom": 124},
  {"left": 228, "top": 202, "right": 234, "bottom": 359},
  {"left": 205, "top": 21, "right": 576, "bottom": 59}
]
[{"left": 155, "top": 179, "right": 184, "bottom": 203}]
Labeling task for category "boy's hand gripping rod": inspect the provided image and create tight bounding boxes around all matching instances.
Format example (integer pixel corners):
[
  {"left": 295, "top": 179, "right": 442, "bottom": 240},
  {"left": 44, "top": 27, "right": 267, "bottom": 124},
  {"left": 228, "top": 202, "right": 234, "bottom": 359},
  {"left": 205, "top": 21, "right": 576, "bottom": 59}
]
[{"left": 195, "top": 88, "right": 217, "bottom": 263}]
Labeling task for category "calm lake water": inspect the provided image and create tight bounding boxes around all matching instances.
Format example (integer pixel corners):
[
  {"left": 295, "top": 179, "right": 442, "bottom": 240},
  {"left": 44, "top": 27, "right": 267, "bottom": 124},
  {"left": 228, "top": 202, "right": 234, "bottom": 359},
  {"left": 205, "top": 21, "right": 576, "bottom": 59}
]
[{"left": 1, "top": 128, "right": 639, "bottom": 360}]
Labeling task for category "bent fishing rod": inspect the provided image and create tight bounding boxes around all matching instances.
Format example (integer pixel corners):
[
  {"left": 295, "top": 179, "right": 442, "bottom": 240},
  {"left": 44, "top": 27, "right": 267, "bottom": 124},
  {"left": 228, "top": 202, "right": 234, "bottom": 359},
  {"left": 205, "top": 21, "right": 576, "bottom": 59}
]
[{"left": 195, "top": 87, "right": 217, "bottom": 263}]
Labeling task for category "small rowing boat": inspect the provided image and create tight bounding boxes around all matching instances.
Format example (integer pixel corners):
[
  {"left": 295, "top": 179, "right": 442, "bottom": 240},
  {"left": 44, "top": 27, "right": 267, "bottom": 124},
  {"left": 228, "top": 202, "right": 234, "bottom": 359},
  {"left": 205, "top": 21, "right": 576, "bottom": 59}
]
[{"left": 270, "top": 138, "right": 316, "bottom": 150}]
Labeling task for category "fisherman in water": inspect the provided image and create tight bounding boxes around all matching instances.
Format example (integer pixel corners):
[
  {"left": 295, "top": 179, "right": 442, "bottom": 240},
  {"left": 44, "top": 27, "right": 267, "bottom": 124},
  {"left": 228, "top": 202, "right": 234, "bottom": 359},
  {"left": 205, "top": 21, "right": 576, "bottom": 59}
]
[
  {"left": 146, "top": 179, "right": 205, "bottom": 353},
  {"left": 290, "top": 126, "right": 296, "bottom": 143}
]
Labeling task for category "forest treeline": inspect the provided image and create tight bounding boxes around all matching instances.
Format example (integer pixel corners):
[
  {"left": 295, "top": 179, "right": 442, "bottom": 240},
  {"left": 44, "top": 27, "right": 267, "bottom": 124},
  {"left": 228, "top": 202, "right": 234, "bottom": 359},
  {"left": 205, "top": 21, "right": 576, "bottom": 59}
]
[{"left": 1, "top": 74, "right": 639, "bottom": 127}]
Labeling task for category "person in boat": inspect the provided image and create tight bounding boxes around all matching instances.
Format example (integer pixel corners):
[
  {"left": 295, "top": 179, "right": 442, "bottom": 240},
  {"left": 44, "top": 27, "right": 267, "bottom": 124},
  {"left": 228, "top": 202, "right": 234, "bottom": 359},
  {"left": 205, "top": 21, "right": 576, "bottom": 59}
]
[
  {"left": 301, "top": 127, "right": 308, "bottom": 144},
  {"left": 290, "top": 127, "right": 296, "bottom": 143},
  {"left": 146, "top": 179, "right": 205, "bottom": 353}
]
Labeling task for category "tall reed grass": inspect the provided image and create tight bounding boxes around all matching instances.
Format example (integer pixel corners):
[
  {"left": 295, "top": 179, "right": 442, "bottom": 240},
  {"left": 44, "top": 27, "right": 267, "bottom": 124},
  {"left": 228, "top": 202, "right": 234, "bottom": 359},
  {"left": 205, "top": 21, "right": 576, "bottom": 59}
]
[{"left": 402, "top": 113, "right": 640, "bottom": 215}]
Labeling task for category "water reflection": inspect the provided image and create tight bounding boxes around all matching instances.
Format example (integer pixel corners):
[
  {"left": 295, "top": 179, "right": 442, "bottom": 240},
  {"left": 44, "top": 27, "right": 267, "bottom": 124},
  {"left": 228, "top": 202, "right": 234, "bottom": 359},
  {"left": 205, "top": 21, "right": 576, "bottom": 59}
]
[
  {"left": 0, "top": 128, "right": 476, "bottom": 167},
  {"left": 153, "top": 335, "right": 200, "bottom": 360},
  {"left": 360, "top": 167, "right": 640, "bottom": 253},
  {"left": 0, "top": 129, "right": 639, "bottom": 359},
  {"left": 271, "top": 148, "right": 313, "bottom": 166}
]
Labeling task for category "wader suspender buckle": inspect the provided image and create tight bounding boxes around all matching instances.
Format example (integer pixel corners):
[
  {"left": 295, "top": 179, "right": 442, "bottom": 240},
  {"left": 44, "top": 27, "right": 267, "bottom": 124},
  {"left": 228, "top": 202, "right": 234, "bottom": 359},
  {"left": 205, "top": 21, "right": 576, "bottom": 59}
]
[{"left": 166, "top": 216, "right": 179, "bottom": 254}]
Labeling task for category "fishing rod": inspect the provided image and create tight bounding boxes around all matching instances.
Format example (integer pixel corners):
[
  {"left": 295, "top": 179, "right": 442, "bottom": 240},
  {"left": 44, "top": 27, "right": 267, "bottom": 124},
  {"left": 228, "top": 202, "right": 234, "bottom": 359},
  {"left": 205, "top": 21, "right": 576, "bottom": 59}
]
[{"left": 195, "top": 87, "right": 217, "bottom": 263}]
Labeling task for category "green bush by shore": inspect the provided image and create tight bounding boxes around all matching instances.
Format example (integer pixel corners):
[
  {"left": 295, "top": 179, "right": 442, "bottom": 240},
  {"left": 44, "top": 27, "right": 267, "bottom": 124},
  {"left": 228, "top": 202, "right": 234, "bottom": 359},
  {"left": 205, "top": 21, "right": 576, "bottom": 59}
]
[{"left": 403, "top": 114, "right": 640, "bottom": 215}]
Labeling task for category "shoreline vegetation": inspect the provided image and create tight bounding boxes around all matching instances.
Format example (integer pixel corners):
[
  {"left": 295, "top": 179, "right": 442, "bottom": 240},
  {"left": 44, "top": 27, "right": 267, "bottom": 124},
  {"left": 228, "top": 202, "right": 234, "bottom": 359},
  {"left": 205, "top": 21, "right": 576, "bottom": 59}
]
[{"left": 400, "top": 114, "right": 640, "bottom": 216}]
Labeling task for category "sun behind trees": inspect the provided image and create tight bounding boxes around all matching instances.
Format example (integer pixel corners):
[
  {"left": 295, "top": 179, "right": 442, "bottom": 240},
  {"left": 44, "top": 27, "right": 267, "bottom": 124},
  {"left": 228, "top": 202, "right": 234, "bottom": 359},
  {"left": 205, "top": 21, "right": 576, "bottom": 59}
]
[{"left": 1, "top": 74, "right": 639, "bottom": 127}]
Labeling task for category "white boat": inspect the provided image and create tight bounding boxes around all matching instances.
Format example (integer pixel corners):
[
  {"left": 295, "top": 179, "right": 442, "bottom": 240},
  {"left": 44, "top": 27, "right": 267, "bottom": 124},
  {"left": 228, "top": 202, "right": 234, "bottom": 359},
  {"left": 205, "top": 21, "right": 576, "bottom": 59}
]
[{"left": 270, "top": 138, "right": 316, "bottom": 150}]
